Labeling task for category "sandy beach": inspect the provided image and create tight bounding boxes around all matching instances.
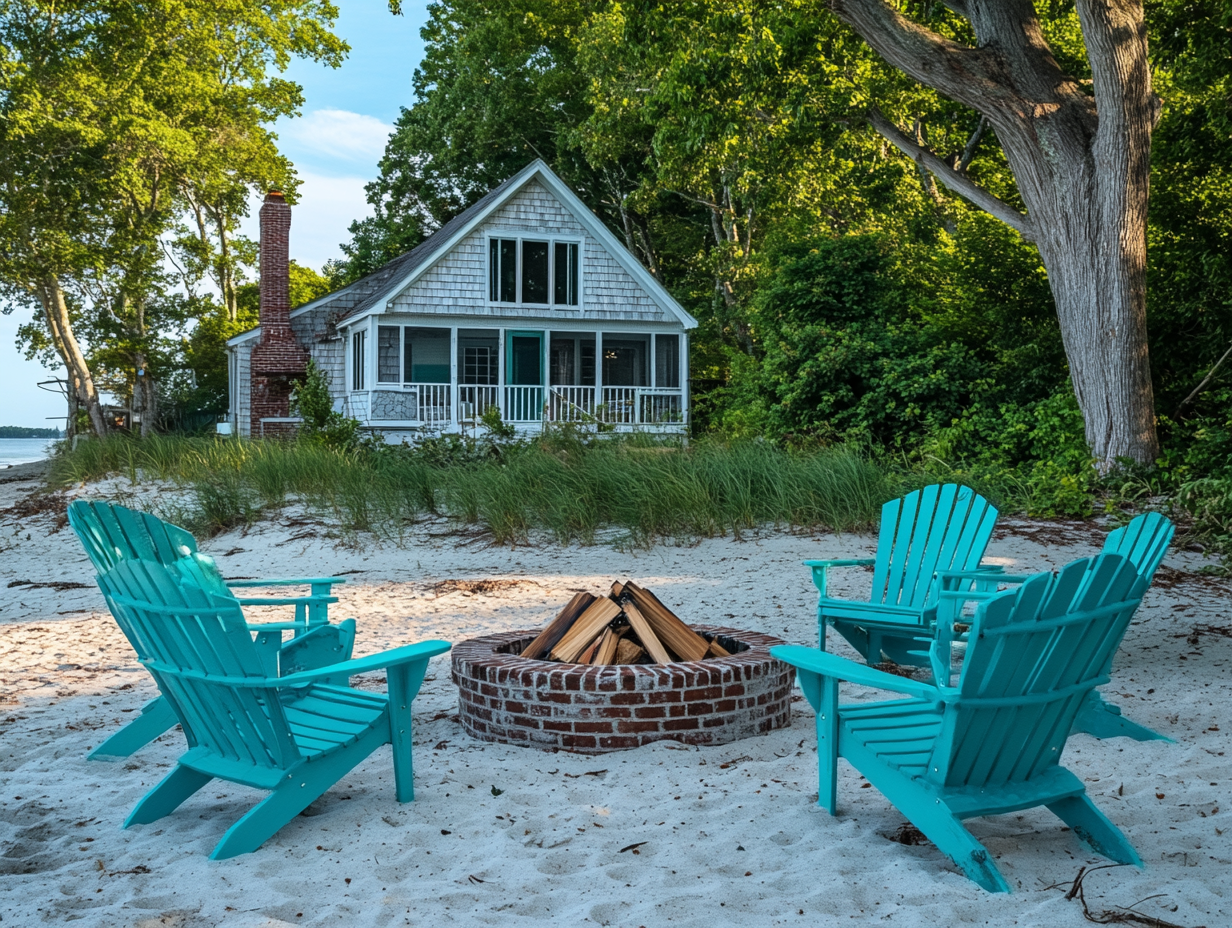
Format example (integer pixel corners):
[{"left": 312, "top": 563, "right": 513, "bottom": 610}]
[{"left": 1, "top": 474, "right": 1228, "bottom": 927}]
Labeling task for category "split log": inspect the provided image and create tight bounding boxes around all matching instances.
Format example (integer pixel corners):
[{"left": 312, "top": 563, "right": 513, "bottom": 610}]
[
  {"left": 622, "top": 602, "right": 671, "bottom": 663},
  {"left": 614, "top": 638, "right": 645, "bottom": 664},
  {"left": 706, "top": 638, "right": 731, "bottom": 658},
  {"left": 550, "top": 596, "right": 622, "bottom": 662},
  {"left": 522, "top": 592, "right": 595, "bottom": 660},
  {"left": 624, "top": 583, "right": 709, "bottom": 662},
  {"left": 577, "top": 633, "right": 605, "bottom": 665},
  {"left": 592, "top": 627, "right": 623, "bottom": 664}
]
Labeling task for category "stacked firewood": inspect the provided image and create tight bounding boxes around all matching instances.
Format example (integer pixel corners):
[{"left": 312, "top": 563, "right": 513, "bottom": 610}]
[{"left": 521, "top": 581, "right": 730, "bottom": 665}]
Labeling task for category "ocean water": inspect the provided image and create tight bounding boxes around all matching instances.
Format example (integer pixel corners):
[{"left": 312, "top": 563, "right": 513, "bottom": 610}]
[{"left": 0, "top": 438, "right": 56, "bottom": 467}]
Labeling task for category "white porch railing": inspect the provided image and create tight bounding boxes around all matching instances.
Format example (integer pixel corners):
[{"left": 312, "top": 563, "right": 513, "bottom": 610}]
[
  {"left": 504, "top": 385, "right": 546, "bottom": 422},
  {"left": 458, "top": 385, "right": 500, "bottom": 423},
  {"left": 361, "top": 384, "right": 685, "bottom": 428}
]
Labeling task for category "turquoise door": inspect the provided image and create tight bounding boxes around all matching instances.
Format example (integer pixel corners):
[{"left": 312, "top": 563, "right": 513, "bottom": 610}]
[{"left": 505, "top": 331, "right": 545, "bottom": 421}]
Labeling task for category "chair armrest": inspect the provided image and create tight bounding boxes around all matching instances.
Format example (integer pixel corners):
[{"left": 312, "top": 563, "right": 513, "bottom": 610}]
[
  {"left": 276, "top": 640, "right": 452, "bottom": 687},
  {"left": 227, "top": 577, "right": 347, "bottom": 589},
  {"left": 770, "top": 645, "right": 939, "bottom": 701},
  {"left": 937, "top": 569, "right": 1030, "bottom": 584},
  {"left": 244, "top": 621, "right": 302, "bottom": 632},
  {"left": 804, "top": 558, "right": 875, "bottom": 596},
  {"left": 234, "top": 595, "right": 338, "bottom": 607}
]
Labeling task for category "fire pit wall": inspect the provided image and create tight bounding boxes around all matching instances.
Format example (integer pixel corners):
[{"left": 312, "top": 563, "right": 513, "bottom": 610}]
[{"left": 452, "top": 625, "right": 795, "bottom": 753}]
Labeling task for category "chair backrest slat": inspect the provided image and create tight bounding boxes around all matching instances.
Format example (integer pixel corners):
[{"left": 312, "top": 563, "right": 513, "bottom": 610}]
[
  {"left": 98, "top": 560, "right": 301, "bottom": 772},
  {"left": 1104, "top": 512, "right": 1173, "bottom": 587},
  {"left": 871, "top": 485, "right": 998, "bottom": 609},
  {"left": 932, "top": 554, "right": 1143, "bottom": 789},
  {"left": 69, "top": 500, "right": 199, "bottom": 575}
]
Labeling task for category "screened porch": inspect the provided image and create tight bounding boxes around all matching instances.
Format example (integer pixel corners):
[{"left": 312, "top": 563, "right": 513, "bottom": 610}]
[{"left": 348, "top": 325, "right": 687, "bottom": 431}]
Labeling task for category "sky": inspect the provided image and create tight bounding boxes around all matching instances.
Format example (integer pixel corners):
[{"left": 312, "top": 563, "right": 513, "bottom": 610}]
[{"left": 0, "top": 0, "right": 431, "bottom": 429}]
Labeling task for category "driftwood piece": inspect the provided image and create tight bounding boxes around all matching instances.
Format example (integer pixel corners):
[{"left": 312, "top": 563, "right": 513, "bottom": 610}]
[
  {"left": 550, "top": 597, "right": 622, "bottom": 662},
  {"left": 706, "top": 637, "right": 731, "bottom": 658},
  {"left": 522, "top": 592, "right": 595, "bottom": 660},
  {"left": 625, "top": 583, "right": 709, "bottom": 662},
  {"left": 623, "top": 602, "right": 671, "bottom": 663}
]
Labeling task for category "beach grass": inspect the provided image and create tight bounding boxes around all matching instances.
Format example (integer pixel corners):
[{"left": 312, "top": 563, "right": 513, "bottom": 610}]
[{"left": 48, "top": 432, "right": 902, "bottom": 545}]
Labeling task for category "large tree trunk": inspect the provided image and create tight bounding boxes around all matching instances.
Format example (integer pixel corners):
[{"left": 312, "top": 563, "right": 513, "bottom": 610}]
[
  {"left": 834, "top": 0, "right": 1161, "bottom": 466},
  {"left": 35, "top": 276, "right": 107, "bottom": 437}
]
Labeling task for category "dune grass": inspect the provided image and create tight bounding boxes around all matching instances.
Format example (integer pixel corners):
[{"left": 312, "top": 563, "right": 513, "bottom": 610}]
[{"left": 48, "top": 431, "right": 902, "bottom": 545}]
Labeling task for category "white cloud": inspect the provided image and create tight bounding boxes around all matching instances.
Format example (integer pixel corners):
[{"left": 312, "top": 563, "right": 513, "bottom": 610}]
[
  {"left": 240, "top": 171, "right": 373, "bottom": 271},
  {"left": 283, "top": 109, "right": 394, "bottom": 164}
]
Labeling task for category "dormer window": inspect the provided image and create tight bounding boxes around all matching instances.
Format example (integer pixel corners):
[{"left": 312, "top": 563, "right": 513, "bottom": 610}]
[{"left": 488, "top": 236, "right": 580, "bottom": 306}]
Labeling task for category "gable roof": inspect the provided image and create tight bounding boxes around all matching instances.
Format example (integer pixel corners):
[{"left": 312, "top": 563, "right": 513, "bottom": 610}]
[{"left": 227, "top": 160, "right": 695, "bottom": 347}]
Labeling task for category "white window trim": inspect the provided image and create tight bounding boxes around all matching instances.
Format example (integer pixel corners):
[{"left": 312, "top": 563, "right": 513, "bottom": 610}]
[{"left": 485, "top": 231, "right": 584, "bottom": 309}]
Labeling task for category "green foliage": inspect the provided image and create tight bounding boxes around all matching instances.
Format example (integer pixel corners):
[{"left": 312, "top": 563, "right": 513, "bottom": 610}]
[
  {"left": 1177, "top": 478, "right": 1232, "bottom": 566},
  {"left": 289, "top": 360, "right": 361, "bottom": 451}
]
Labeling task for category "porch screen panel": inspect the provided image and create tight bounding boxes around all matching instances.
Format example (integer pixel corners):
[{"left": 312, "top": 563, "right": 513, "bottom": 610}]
[
  {"left": 655, "top": 334, "right": 680, "bottom": 388},
  {"left": 602, "top": 338, "right": 648, "bottom": 386},
  {"left": 554, "top": 242, "right": 578, "bottom": 305},
  {"left": 522, "top": 242, "right": 549, "bottom": 304},
  {"left": 407, "top": 330, "right": 450, "bottom": 382},
  {"left": 377, "top": 326, "right": 401, "bottom": 383}
]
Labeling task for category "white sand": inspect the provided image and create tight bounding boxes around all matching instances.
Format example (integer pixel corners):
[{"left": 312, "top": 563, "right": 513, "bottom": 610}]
[{"left": 1, "top": 476, "right": 1228, "bottom": 927}]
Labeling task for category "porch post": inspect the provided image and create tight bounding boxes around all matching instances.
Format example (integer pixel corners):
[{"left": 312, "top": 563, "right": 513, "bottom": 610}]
[
  {"left": 497, "top": 327, "right": 506, "bottom": 421},
  {"left": 595, "top": 330, "right": 603, "bottom": 423},
  {"left": 681, "top": 331, "right": 690, "bottom": 432},
  {"left": 450, "top": 326, "right": 459, "bottom": 429}
]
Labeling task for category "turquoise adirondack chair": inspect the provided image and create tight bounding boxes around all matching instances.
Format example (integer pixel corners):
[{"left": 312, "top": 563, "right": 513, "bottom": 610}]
[
  {"left": 937, "top": 511, "right": 1175, "bottom": 742},
  {"left": 97, "top": 557, "right": 450, "bottom": 859},
  {"left": 809, "top": 484, "right": 999, "bottom": 666},
  {"left": 774, "top": 553, "right": 1145, "bottom": 892},
  {"left": 68, "top": 500, "right": 354, "bottom": 760}
]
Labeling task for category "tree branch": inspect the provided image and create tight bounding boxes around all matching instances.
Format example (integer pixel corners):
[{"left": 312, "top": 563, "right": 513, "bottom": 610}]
[
  {"left": 829, "top": 0, "right": 1020, "bottom": 115},
  {"left": 868, "top": 109, "right": 1035, "bottom": 240}
]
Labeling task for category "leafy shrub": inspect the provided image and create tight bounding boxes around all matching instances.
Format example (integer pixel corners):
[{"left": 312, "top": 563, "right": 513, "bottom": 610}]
[{"left": 289, "top": 360, "right": 361, "bottom": 450}]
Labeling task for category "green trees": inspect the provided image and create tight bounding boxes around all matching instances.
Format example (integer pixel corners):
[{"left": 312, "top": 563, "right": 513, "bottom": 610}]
[
  {"left": 361, "top": 0, "right": 1232, "bottom": 483},
  {"left": 0, "top": 0, "right": 345, "bottom": 435}
]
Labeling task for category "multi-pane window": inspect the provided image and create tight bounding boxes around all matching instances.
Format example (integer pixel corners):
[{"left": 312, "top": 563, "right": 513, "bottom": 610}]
[
  {"left": 463, "top": 346, "right": 498, "bottom": 385},
  {"left": 488, "top": 237, "right": 580, "bottom": 306}
]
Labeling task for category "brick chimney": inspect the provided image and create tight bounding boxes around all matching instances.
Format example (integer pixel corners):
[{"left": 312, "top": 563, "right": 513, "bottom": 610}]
[{"left": 250, "top": 191, "right": 308, "bottom": 436}]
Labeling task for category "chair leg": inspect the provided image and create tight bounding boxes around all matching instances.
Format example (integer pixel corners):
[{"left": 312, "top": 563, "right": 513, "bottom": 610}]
[
  {"left": 210, "top": 727, "right": 386, "bottom": 859},
  {"left": 846, "top": 741, "right": 1011, "bottom": 893},
  {"left": 89, "top": 695, "right": 179, "bottom": 761},
  {"left": 387, "top": 658, "right": 431, "bottom": 803},
  {"left": 1073, "top": 692, "right": 1173, "bottom": 743},
  {"left": 816, "top": 674, "right": 839, "bottom": 816},
  {"left": 889, "top": 799, "right": 1011, "bottom": 893},
  {"left": 125, "top": 764, "right": 213, "bottom": 827},
  {"left": 1047, "top": 794, "right": 1142, "bottom": 867}
]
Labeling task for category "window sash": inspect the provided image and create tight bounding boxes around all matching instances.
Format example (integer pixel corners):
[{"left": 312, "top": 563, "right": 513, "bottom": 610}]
[{"left": 351, "top": 331, "right": 366, "bottom": 390}]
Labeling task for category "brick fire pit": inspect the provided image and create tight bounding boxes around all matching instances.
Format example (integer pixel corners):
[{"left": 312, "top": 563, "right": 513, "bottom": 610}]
[{"left": 451, "top": 625, "right": 795, "bottom": 753}]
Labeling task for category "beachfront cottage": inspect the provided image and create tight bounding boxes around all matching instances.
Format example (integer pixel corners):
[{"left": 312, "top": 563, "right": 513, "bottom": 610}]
[{"left": 226, "top": 160, "right": 696, "bottom": 440}]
